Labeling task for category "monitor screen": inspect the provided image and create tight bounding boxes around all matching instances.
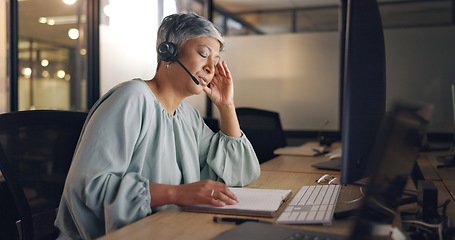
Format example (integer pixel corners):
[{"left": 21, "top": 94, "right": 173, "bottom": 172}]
[
  {"left": 340, "top": 0, "right": 386, "bottom": 185},
  {"left": 452, "top": 84, "right": 455, "bottom": 126}
]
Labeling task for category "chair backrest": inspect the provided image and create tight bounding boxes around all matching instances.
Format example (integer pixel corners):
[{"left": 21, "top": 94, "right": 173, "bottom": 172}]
[
  {"left": 236, "top": 107, "right": 286, "bottom": 164},
  {"left": 0, "top": 110, "right": 88, "bottom": 240}
]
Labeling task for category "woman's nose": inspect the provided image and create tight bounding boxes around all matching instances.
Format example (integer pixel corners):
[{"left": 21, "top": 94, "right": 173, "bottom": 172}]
[{"left": 204, "top": 59, "right": 215, "bottom": 74}]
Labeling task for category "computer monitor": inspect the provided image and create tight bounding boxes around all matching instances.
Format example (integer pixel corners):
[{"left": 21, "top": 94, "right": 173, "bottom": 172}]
[
  {"left": 452, "top": 84, "right": 455, "bottom": 126},
  {"left": 339, "top": 0, "right": 386, "bottom": 185},
  {"left": 311, "top": 0, "right": 386, "bottom": 185},
  {"left": 452, "top": 84, "right": 455, "bottom": 147}
]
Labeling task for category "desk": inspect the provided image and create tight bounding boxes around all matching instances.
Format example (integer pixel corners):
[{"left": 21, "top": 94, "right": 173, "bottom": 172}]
[
  {"left": 261, "top": 142, "right": 341, "bottom": 175},
  {"left": 98, "top": 151, "right": 455, "bottom": 240},
  {"left": 424, "top": 152, "right": 455, "bottom": 181},
  {"left": 261, "top": 154, "right": 340, "bottom": 175},
  {"left": 417, "top": 152, "right": 455, "bottom": 223},
  {"left": 97, "top": 166, "right": 360, "bottom": 239}
]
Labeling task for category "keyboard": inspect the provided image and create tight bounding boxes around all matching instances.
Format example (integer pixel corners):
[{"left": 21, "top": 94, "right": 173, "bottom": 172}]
[{"left": 276, "top": 184, "right": 341, "bottom": 225}]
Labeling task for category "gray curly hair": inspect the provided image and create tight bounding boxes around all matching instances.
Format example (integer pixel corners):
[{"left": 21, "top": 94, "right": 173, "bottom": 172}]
[{"left": 156, "top": 13, "right": 224, "bottom": 68}]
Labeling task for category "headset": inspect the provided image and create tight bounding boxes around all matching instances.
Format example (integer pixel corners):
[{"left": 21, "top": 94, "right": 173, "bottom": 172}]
[{"left": 157, "top": 16, "right": 200, "bottom": 85}]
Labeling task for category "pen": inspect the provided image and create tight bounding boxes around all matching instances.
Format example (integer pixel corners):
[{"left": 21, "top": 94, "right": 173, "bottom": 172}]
[{"left": 213, "top": 216, "right": 272, "bottom": 225}]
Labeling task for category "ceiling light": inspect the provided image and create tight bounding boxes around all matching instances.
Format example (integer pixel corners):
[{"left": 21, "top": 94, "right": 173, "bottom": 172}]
[
  {"left": 68, "top": 28, "right": 79, "bottom": 40},
  {"left": 42, "top": 71, "right": 50, "bottom": 78},
  {"left": 38, "top": 17, "right": 47, "bottom": 24},
  {"left": 22, "top": 67, "right": 32, "bottom": 76},
  {"left": 41, "top": 59, "right": 49, "bottom": 67},
  {"left": 57, "top": 70, "right": 66, "bottom": 79},
  {"left": 38, "top": 15, "right": 86, "bottom": 25},
  {"left": 63, "top": 0, "right": 77, "bottom": 5},
  {"left": 104, "top": 5, "right": 111, "bottom": 17}
]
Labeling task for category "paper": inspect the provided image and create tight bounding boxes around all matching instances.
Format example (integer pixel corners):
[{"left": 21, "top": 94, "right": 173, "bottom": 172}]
[
  {"left": 184, "top": 188, "right": 292, "bottom": 217},
  {"left": 325, "top": 146, "right": 342, "bottom": 159}
]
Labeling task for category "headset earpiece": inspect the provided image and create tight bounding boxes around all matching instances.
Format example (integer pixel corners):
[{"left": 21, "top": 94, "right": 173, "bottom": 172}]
[
  {"left": 157, "top": 15, "right": 200, "bottom": 85},
  {"left": 158, "top": 16, "right": 179, "bottom": 62},
  {"left": 158, "top": 41, "right": 177, "bottom": 62}
]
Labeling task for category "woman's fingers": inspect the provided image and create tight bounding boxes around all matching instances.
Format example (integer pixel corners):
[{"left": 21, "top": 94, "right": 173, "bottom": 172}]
[
  {"left": 207, "top": 183, "right": 239, "bottom": 207},
  {"left": 175, "top": 180, "right": 239, "bottom": 207},
  {"left": 211, "top": 188, "right": 239, "bottom": 205},
  {"left": 213, "top": 61, "right": 231, "bottom": 83},
  {"left": 215, "top": 61, "right": 226, "bottom": 77},
  {"left": 222, "top": 61, "right": 232, "bottom": 79}
]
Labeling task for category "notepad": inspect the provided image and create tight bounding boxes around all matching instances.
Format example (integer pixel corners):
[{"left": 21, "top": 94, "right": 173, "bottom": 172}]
[
  {"left": 274, "top": 145, "right": 326, "bottom": 156},
  {"left": 183, "top": 188, "right": 292, "bottom": 217}
]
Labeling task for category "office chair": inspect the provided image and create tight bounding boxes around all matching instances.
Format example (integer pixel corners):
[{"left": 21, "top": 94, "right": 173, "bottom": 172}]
[
  {"left": 236, "top": 107, "right": 287, "bottom": 164},
  {"left": 0, "top": 110, "right": 88, "bottom": 240}
]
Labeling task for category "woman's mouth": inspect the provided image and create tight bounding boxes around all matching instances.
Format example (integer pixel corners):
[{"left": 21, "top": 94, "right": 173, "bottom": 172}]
[{"left": 198, "top": 77, "right": 209, "bottom": 86}]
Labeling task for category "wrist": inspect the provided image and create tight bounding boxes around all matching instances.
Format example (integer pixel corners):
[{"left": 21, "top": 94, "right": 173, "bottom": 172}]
[
  {"left": 218, "top": 104, "right": 242, "bottom": 138},
  {"left": 168, "top": 185, "right": 178, "bottom": 205},
  {"left": 217, "top": 103, "right": 235, "bottom": 113},
  {"left": 149, "top": 183, "right": 178, "bottom": 207}
]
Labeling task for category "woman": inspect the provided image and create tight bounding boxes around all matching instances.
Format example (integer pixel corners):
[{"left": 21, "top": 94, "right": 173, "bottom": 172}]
[{"left": 55, "top": 13, "right": 260, "bottom": 239}]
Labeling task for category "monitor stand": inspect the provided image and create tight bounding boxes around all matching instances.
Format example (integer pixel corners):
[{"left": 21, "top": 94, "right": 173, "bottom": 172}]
[{"left": 311, "top": 157, "right": 342, "bottom": 171}]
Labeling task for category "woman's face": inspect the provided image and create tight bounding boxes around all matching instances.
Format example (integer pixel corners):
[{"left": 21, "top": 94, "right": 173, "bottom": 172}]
[{"left": 173, "top": 37, "right": 221, "bottom": 94}]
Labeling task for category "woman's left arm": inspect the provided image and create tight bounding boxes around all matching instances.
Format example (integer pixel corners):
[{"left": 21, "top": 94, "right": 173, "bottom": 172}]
[
  {"left": 204, "top": 61, "right": 241, "bottom": 138},
  {"left": 201, "top": 61, "right": 260, "bottom": 186}
]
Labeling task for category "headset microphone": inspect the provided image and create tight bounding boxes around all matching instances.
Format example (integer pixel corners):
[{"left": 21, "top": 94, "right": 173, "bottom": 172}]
[
  {"left": 157, "top": 17, "right": 200, "bottom": 85},
  {"left": 175, "top": 59, "right": 199, "bottom": 85}
]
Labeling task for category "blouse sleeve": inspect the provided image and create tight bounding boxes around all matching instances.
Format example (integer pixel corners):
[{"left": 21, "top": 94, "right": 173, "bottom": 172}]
[
  {"left": 204, "top": 131, "right": 261, "bottom": 186},
  {"left": 58, "top": 82, "right": 152, "bottom": 239},
  {"left": 195, "top": 113, "right": 261, "bottom": 187}
]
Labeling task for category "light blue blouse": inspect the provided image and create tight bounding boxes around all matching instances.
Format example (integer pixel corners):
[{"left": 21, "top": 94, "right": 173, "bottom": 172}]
[{"left": 55, "top": 79, "right": 261, "bottom": 239}]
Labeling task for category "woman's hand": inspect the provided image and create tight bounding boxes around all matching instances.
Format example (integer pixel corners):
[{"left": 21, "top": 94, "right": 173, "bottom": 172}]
[
  {"left": 149, "top": 180, "right": 239, "bottom": 208},
  {"left": 203, "top": 61, "right": 242, "bottom": 138},
  {"left": 173, "top": 180, "right": 239, "bottom": 207},
  {"left": 203, "top": 61, "right": 234, "bottom": 109}
]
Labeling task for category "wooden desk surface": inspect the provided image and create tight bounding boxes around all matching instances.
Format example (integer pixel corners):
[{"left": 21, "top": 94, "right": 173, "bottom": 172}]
[
  {"left": 423, "top": 151, "right": 455, "bottom": 181},
  {"left": 98, "top": 171, "right": 359, "bottom": 240},
  {"left": 98, "top": 150, "right": 455, "bottom": 240},
  {"left": 446, "top": 180, "right": 455, "bottom": 200},
  {"left": 261, "top": 142, "right": 342, "bottom": 175},
  {"left": 416, "top": 155, "right": 440, "bottom": 181},
  {"left": 260, "top": 154, "right": 341, "bottom": 175},
  {"left": 412, "top": 152, "right": 455, "bottom": 224}
]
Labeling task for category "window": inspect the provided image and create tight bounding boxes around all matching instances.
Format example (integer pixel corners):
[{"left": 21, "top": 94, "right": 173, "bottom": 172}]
[
  {"left": 0, "top": 0, "right": 7, "bottom": 113},
  {"left": 16, "top": 0, "right": 88, "bottom": 110}
]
